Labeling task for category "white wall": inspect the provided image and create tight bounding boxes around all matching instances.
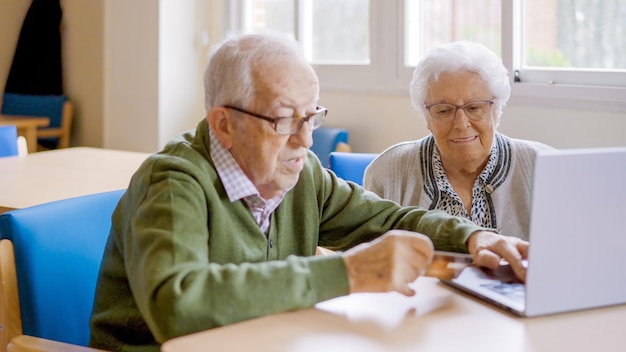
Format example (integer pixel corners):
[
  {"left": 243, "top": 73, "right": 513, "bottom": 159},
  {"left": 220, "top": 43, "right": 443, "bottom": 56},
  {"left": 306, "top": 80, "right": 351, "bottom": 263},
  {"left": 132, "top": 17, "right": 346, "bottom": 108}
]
[
  {"left": 498, "top": 104, "right": 626, "bottom": 149},
  {"left": 104, "top": 0, "right": 209, "bottom": 153},
  {"left": 0, "top": 0, "right": 31, "bottom": 96},
  {"left": 158, "top": 0, "right": 210, "bottom": 147},
  {"left": 320, "top": 92, "right": 626, "bottom": 154},
  {"left": 104, "top": 0, "right": 160, "bottom": 152},
  {"left": 62, "top": 0, "right": 105, "bottom": 147}
]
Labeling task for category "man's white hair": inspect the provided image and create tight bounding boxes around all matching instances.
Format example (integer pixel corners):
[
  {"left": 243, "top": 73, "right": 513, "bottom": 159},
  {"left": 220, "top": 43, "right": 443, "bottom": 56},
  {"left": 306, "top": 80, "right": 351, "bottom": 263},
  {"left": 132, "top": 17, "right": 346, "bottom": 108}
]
[{"left": 204, "top": 32, "right": 306, "bottom": 113}]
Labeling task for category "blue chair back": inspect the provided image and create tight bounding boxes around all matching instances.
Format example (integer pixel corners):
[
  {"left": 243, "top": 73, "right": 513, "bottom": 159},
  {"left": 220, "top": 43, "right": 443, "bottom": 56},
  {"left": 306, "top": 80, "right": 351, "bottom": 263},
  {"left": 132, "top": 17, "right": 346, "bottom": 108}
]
[
  {"left": 0, "top": 190, "right": 125, "bottom": 346},
  {"left": 311, "top": 127, "right": 349, "bottom": 167},
  {"left": 1, "top": 93, "right": 67, "bottom": 129},
  {"left": 0, "top": 125, "right": 19, "bottom": 157},
  {"left": 328, "top": 152, "right": 378, "bottom": 186},
  {"left": 1, "top": 93, "right": 68, "bottom": 148}
]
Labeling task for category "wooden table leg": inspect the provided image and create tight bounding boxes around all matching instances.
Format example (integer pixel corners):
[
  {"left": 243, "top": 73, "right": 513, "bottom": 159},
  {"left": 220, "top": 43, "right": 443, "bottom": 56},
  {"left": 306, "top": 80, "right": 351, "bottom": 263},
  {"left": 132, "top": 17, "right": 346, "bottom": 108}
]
[{"left": 18, "top": 127, "right": 38, "bottom": 153}]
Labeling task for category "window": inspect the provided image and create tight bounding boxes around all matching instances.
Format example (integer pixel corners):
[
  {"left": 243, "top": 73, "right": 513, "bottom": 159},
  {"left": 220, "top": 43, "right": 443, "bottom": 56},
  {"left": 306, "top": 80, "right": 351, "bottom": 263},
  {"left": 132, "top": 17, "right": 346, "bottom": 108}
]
[
  {"left": 237, "top": 0, "right": 370, "bottom": 64},
  {"left": 226, "top": 0, "right": 626, "bottom": 110},
  {"left": 522, "top": 0, "right": 626, "bottom": 72},
  {"left": 228, "top": 0, "right": 381, "bottom": 91},
  {"left": 405, "top": 0, "right": 501, "bottom": 66},
  {"left": 509, "top": 0, "right": 626, "bottom": 110}
]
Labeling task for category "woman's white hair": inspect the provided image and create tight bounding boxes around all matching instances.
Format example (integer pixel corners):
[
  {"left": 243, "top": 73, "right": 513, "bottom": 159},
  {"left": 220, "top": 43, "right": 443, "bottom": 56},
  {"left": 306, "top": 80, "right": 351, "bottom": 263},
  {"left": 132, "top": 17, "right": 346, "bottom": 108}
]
[
  {"left": 410, "top": 41, "right": 510, "bottom": 125},
  {"left": 204, "top": 32, "right": 306, "bottom": 113}
]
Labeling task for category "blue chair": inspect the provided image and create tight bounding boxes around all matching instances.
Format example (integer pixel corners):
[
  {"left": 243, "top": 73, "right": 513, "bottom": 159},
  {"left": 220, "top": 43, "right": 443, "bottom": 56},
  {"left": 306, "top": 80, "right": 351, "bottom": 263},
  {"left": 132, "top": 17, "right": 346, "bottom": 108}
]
[
  {"left": 311, "top": 127, "right": 350, "bottom": 167},
  {"left": 0, "top": 190, "right": 124, "bottom": 351},
  {"left": 0, "top": 125, "right": 19, "bottom": 157},
  {"left": 1, "top": 93, "right": 73, "bottom": 149},
  {"left": 328, "top": 152, "right": 378, "bottom": 186}
]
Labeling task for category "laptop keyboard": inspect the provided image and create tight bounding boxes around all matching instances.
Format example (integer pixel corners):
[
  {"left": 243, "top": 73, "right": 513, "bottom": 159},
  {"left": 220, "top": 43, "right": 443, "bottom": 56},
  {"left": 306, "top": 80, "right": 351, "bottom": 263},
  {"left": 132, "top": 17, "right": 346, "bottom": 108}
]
[{"left": 481, "top": 282, "right": 526, "bottom": 303}]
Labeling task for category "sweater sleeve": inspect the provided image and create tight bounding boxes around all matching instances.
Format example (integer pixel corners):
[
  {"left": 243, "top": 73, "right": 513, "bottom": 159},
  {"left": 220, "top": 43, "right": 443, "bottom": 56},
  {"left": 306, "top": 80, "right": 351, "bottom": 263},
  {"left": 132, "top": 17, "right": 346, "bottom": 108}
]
[{"left": 320, "top": 164, "right": 485, "bottom": 253}]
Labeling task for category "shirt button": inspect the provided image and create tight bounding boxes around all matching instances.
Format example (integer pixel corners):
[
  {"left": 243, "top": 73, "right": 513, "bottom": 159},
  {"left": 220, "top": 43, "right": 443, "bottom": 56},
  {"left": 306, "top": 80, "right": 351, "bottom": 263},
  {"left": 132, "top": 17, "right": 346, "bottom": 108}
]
[{"left": 485, "top": 184, "right": 494, "bottom": 193}]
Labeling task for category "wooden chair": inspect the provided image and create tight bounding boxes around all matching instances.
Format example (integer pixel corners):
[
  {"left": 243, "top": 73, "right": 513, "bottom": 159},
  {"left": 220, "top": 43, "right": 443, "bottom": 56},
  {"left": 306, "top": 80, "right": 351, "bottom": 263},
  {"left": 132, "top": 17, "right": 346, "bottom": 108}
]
[
  {"left": 36, "top": 100, "right": 73, "bottom": 149},
  {"left": 1, "top": 93, "right": 73, "bottom": 150},
  {"left": 0, "top": 190, "right": 124, "bottom": 352}
]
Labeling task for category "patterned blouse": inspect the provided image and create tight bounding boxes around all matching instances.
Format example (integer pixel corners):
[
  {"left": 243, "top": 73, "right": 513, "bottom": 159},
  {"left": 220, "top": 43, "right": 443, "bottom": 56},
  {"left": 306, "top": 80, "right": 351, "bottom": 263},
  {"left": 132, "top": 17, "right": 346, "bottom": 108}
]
[{"left": 422, "top": 133, "right": 512, "bottom": 230}]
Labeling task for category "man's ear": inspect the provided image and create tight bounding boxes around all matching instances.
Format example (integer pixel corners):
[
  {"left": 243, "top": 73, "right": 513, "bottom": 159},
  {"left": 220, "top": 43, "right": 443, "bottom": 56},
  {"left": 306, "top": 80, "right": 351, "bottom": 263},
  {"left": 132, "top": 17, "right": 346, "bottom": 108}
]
[{"left": 207, "top": 107, "right": 235, "bottom": 149}]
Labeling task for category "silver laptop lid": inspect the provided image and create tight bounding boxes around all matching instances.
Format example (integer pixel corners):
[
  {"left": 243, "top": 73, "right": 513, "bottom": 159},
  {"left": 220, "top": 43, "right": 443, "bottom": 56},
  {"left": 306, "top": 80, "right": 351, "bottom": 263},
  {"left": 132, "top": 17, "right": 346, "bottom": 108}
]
[{"left": 525, "top": 147, "right": 626, "bottom": 316}]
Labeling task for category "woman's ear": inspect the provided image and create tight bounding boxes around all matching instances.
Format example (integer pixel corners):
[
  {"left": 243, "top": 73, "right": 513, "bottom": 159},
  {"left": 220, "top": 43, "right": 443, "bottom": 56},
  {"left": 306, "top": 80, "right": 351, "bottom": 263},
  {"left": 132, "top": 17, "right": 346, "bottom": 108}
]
[
  {"left": 207, "top": 107, "right": 235, "bottom": 149},
  {"left": 425, "top": 116, "right": 433, "bottom": 132}
]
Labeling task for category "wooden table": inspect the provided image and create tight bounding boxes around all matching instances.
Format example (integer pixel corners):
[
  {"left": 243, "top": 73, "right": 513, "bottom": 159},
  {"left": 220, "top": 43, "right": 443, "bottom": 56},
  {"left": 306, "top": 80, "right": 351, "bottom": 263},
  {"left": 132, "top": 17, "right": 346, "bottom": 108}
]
[
  {"left": 0, "top": 147, "right": 150, "bottom": 213},
  {"left": 161, "top": 276, "right": 626, "bottom": 352},
  {"left": 0, "top": 115, "right": 50, "bottom": 153}
]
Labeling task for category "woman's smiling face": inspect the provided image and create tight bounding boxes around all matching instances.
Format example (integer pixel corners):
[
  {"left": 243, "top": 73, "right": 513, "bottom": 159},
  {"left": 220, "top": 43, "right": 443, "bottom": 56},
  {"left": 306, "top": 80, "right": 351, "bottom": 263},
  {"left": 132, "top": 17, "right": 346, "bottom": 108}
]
[{"left": 425, "top": 70, "right": 497, "bottom": 170}]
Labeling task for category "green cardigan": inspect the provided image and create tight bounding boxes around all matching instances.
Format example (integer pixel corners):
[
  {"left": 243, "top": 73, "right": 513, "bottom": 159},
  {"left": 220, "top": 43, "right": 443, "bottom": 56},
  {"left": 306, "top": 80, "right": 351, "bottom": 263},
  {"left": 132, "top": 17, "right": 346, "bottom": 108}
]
[{"left": 89, "top": 120, "right": 483, "bottom": 352}]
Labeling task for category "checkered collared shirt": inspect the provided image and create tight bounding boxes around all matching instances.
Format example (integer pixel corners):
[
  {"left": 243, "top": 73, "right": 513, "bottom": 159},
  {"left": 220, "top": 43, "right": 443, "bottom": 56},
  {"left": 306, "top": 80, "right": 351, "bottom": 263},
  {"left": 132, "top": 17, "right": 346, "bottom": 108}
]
[{"left": 209, "top": 126, "right": 285, "bottom": 235}]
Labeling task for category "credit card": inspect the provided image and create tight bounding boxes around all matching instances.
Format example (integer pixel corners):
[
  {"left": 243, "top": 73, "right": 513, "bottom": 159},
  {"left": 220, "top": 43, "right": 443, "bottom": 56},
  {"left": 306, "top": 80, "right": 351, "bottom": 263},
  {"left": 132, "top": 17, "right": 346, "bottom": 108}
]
[{"left": 424, "top": 251, "right": 473, "bottom": 280}]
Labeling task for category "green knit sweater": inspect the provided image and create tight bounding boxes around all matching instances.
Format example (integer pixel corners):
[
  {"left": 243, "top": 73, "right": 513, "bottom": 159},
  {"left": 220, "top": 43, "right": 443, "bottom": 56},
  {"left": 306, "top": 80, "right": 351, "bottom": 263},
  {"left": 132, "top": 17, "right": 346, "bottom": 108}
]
[{"left": 89, "top": 120, "right": 483, "bottom": 352}]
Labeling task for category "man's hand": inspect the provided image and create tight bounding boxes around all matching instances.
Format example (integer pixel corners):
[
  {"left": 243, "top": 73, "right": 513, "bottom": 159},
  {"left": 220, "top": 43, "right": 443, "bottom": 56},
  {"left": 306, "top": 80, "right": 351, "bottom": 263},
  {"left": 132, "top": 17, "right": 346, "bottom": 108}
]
[
  {"left": 343, "top": 230, "right": 434, "bottom": 296},
  {"left": 467, "top": 231, "right": 529, "bottom": 281}
]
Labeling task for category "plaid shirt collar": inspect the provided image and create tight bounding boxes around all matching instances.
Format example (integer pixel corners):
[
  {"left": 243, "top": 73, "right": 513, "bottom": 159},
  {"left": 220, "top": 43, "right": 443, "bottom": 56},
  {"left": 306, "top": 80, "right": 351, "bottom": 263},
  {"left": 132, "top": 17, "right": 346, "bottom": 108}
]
[
  {"left": 208, "top": 126, "right": 285, "bottom": 232},
  {"left": 209, "top": 126, "right": 259, "bottom": 202}
]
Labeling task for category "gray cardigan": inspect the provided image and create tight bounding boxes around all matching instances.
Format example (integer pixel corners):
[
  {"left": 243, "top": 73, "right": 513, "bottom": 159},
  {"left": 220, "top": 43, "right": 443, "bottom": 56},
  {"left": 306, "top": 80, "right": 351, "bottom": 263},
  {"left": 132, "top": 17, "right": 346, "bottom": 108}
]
[{"left": 364, "top": 133, "right": 555, "bottom": 240}]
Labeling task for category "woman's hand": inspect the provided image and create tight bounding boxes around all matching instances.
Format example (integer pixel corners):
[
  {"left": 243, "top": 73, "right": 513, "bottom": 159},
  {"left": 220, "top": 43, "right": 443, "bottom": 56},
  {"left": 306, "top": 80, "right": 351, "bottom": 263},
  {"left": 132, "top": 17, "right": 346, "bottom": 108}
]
[{"left": 467, "top": 231, "right": 529, "bottom": 282}]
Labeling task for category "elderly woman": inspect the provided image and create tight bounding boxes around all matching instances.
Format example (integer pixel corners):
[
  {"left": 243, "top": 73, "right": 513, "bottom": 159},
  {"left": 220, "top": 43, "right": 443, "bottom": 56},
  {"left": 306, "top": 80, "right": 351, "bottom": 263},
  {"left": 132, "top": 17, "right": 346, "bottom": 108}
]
[{"left": 363, "top": 41, "right": 554, "bottom": 240}]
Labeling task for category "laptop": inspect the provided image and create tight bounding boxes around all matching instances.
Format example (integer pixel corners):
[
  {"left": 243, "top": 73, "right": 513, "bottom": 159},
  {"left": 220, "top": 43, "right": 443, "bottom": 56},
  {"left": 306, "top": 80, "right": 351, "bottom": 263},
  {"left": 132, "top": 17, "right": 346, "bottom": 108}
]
[{"left": 440, "top": 146, "right": 626, "bottom": 317}]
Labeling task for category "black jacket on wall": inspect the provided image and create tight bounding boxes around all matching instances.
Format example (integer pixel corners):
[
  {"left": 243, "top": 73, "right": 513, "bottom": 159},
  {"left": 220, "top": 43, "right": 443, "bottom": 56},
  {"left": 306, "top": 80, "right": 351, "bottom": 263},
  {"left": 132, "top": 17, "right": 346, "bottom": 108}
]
[{"left": 4, "top": 0, "right": 63, "bottom": 95}]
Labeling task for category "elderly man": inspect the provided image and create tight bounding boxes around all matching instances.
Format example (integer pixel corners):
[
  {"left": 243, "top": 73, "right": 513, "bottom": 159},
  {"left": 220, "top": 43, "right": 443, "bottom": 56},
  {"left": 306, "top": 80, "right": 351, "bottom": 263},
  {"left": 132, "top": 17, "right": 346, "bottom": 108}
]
[{"left": 89, "top": 33, "right": 528, "bottom": 352}]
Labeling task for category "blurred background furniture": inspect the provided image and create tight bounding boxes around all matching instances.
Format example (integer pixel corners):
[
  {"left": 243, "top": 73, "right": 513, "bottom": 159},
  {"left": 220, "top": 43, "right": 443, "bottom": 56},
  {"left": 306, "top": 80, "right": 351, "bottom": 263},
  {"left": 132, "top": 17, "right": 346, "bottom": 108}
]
[
  {"left": 16, "top": 136, "right": 27, "bottom": 157},
  {"left": 0, "top": 147, "right": 149, "bottom": 214},
  {"left": 0, "top": 125, "right": 18, "bottom": 157},
  {"left": 1, "top": 93, "right": 73, "bottom": 150},
  {"left": 311, "top": 127, "right": 351, "bottom": 168},
  {"left": 0, "top": 115, "right": 48, "bottom": 153},
  {"left": 0, "top": 190, "right": 124, "bottom": 351},
  {"left": 0, "top": 125, "right": 28, "bottom": 158},
  {"left": 328, "top": 152, "right": 378, "bottom": 186}
]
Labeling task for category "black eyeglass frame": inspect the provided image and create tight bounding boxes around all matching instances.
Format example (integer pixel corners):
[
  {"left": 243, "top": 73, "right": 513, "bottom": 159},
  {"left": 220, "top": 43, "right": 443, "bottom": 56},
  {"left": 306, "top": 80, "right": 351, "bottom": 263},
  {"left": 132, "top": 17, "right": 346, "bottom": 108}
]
[{"left": 224, "top": 105, "right": 327, "bottom": 135}]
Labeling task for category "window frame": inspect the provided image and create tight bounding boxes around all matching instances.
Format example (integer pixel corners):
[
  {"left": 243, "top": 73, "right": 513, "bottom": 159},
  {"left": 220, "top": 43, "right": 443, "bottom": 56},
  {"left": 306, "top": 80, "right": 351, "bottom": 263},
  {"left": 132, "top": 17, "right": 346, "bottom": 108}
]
[
  {"left": 503, "top": 0, "right": 626, "bottom": 112},
  {"left": 225, "top": 0, "right": 626, "bottom": 111}
]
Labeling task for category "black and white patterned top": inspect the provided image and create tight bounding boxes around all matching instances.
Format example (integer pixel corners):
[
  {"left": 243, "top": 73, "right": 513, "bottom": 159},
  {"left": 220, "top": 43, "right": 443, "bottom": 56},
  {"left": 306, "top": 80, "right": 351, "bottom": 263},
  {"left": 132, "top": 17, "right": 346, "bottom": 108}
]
[
  {"left": 364, "top": 132, "right": 555, "bottom": 239},
  {"left": 422, "top": 133, "right": 512, "bottom": 230}
]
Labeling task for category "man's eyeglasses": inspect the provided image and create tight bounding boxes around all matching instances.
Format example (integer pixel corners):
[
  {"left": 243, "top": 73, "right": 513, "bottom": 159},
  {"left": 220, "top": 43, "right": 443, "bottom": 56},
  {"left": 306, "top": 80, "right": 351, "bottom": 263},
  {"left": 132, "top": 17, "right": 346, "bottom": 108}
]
[
  {"left": 224, "top": 105, "right": 327, "bottom": 135},
  {"left": 424, "top": 100, "right": 495, "bottom": 123}
]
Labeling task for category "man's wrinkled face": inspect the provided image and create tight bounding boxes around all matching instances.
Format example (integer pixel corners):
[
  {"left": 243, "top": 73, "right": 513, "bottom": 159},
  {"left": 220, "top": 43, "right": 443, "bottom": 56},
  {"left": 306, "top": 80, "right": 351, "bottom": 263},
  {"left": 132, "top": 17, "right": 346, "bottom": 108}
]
[{"left": 228, "top": 59, "right": 320, "bottom": 200}]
